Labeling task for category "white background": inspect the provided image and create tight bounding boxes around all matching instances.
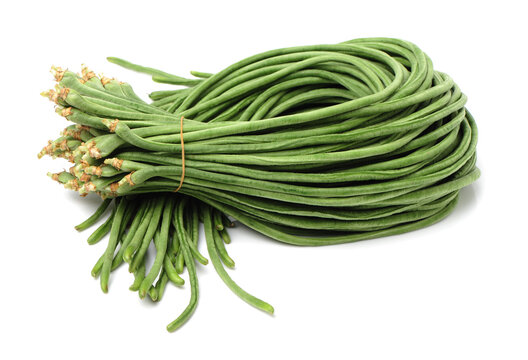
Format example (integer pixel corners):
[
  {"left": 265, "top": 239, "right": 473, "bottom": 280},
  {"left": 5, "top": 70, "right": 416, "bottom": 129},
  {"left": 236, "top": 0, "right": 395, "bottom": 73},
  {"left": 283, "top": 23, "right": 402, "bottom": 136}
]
[{"left": 1, "top": 1, "right": 527, "bottom": 359}]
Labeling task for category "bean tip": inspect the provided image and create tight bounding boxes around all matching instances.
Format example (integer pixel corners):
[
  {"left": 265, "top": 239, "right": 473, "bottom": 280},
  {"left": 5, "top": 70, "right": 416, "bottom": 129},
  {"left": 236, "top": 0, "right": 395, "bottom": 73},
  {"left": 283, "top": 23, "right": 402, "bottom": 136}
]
[
  {"left": 123, "top": 247, "right": 134, "bottom": 263},
  {"left": 149, "top": 290, "right": 158, "bottom": 302},
  {"left": 50, "top": 66, "right": 65, "bottom": 81}
]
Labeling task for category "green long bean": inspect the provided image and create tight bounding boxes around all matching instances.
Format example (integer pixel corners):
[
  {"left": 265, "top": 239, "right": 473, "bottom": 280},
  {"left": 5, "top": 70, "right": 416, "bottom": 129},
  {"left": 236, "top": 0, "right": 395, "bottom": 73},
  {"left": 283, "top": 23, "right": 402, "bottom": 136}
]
[{"left": 40, "top": 37, "right": 479, "bottom": 332}]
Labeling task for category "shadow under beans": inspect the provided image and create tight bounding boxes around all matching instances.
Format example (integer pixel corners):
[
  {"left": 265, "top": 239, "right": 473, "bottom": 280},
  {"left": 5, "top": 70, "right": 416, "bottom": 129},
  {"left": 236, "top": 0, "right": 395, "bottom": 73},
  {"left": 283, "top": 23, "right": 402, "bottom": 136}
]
[{"left": 452, "top": 180, "right": 480, "bottom": 217}]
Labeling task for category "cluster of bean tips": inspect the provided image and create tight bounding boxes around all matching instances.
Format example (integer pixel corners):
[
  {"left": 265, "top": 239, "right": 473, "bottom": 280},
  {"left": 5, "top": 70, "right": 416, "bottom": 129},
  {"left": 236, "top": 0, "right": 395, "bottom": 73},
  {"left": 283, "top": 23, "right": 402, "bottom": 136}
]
[
  {"left": 40, "top": 66, "right": 136, "bottom": 197},
  {"left": 39, "top": 66, "right": 273, "bottom": 331}
]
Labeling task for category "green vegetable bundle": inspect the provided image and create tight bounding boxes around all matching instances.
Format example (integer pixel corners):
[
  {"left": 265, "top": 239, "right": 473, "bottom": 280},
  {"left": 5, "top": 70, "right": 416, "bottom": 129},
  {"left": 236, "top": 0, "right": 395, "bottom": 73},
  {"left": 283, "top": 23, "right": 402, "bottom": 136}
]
[{"left": 39, "top": 37, "right": 479, "bottom": 331}]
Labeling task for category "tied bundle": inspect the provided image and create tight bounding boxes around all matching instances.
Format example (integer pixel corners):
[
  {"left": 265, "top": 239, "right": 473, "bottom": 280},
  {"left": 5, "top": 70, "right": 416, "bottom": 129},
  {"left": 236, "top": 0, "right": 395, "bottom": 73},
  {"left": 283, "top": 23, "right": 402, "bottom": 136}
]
[{"left": 39, "top": 38, "right": 479, "bottom": 331}]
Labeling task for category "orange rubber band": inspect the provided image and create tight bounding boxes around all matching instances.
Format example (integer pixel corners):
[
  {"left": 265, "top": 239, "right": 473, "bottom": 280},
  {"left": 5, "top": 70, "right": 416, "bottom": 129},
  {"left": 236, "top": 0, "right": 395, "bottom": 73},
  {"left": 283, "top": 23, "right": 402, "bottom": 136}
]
[{"left": 174, "top": 116, "right": 185, "bottom": 192}]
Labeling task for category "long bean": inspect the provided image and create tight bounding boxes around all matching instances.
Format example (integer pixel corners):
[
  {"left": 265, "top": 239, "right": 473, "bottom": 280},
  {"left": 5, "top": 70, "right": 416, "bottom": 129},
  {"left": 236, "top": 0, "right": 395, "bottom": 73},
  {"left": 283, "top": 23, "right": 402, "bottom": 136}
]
[{"left": 41, "top": 37, "right": 479, "bottom": 332}]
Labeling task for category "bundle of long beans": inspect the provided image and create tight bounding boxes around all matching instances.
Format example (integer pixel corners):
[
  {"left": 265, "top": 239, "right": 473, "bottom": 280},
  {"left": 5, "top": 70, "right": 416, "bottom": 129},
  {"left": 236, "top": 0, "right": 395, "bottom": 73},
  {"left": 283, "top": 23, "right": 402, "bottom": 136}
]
[{"left": 39, "top": 37, "right": 479, "bottom": 331}]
